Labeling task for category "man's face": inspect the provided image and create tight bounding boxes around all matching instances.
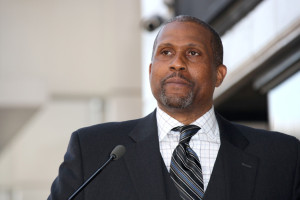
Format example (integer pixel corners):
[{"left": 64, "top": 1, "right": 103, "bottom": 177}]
[{"left": 149, "top": 21, "right": 226, "bottom": 113}]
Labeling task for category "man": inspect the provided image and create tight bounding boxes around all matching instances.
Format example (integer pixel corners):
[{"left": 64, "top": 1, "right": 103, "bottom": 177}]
[{"left": 48, "top": 15, "right": 300, "bottom": 200}]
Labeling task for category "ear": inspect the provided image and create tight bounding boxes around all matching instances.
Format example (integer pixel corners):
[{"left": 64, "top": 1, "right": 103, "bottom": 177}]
[
  {"left": 215, "top": 64, "right": 227, "bottom": 87},
  {"left": 149, "top": 63, "right": 152, "bottom": 75}
]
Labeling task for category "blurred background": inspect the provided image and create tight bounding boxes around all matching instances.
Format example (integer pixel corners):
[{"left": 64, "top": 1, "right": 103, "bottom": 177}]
[{"left": 0, "top": 0, "right": 299, "bottom": 199}]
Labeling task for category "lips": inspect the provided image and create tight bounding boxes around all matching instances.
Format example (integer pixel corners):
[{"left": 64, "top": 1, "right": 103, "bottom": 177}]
[
  {"left": 164, "top": 77, "right": 191, "bottom": 86},
  {"left": 161, "top": 72, "right": 194, "bottom": 90}
]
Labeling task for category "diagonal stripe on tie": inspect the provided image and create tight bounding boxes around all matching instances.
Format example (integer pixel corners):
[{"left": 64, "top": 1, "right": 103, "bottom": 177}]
[
  {"left": 176, "top": 146, "right": 203, "bottom": 182},
  {"left": 171, "top": 160, "right": 204, "bottom": 196},
  {"left": 170, "top": 125, "right": 204, "bottom": 200}
]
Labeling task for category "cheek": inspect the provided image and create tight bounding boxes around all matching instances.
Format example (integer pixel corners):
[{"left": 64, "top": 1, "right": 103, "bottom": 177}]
[
  {"left": 191, "top": 67, "right": 217, "bottom": 88},
  {"left": 149, "top": 68, "right": 158, "bottom": 82},
  {"left": 150, "top": 67, "right": 162, "bottom": 88},
  {"left": 190, "top": 66, "right": 211, "bottom": 79},
  {"left": 150, "top": 63, "right": 165, "bottom": 80}
]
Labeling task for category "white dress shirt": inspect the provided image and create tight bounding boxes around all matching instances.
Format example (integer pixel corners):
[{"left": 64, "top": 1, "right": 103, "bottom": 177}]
[{"left": 156, "top": 106, "right": 221, "bottom": 191}]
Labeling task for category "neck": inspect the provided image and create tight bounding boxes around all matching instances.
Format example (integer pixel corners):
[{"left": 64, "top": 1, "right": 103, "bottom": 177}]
[{"left": 158, "top": 104, "right": 213, "bottom": 125}]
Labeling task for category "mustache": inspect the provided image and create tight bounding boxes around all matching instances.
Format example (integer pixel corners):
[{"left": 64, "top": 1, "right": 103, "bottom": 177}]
[{"left": 161, "top": 72, "right": 194, "bottom": 86}]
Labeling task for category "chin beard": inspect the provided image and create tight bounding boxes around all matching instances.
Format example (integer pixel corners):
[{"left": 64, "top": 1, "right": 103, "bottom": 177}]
[
  {"left": 159, "top": 88, "right": 194, "bottom": 109},
  {"left": 158, "top": 72, "right": 195, "bottom": 109}
]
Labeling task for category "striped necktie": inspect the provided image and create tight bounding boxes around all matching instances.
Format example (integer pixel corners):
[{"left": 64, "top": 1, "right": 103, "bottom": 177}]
[{"left": 170, "top": 125, "right": 204, "bottom": 200}]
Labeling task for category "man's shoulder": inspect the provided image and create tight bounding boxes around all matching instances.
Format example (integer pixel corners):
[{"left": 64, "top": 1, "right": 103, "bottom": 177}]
[
  {"left": 73, "top": 111, "right": 156, "bottom": 140},
  {"left": 228, "top": 121, "right": 300, "bottom": 156},
  {"left": 234, "top": 121, "right": 298, "bottom": 143},
  {"left": 216, "top": 113, "right": 299, "bottom": 147},
  {"left": 74, "top": 118, "right": 140, "bottom": 140},
  {"left": 79, "top": 118, "right": 139, "bottom": 133}
]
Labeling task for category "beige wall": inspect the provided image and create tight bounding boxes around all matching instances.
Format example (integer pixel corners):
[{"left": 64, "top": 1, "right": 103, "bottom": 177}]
[
  {"left": 0, "top": 0, "right": 142, "bottom": 199},
  {"left": 0, "top": 0, "right": 141, "bottom": 95}
]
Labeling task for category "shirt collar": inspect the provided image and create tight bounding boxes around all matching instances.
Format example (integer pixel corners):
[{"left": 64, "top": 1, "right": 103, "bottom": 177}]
[{"left": 156, "top": 106, "right": 220, "bottom": 142}]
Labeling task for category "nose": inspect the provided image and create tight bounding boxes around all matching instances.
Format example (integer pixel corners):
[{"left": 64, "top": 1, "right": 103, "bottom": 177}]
[{"left": 169, "top": 54, "right": 187, "bottom": 71}]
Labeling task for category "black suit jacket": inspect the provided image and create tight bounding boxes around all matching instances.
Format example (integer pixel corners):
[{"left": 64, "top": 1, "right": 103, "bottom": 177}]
[{"left": 48, "top": 111, "right": 300, "bottom": 200}]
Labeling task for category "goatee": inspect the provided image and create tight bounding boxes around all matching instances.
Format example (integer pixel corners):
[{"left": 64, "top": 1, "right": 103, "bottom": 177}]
[{"left": 159, "top": 72, "right": 194, "bottom": 109}]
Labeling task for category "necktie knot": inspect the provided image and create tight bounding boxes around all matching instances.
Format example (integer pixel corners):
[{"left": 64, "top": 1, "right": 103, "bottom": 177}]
[{"left": 173, "top": 125, "right": 200, "bottom": 145}]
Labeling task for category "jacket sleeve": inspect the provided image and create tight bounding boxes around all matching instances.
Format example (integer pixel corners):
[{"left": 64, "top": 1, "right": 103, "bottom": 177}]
[
  {"left": 293, "top": 138, "right": 300, "bottom": 200},
  {"left": 48, "top": 130, "right": 85, "bottom": 200}
]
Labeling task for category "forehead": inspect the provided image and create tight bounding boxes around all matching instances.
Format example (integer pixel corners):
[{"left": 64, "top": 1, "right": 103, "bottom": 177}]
[{"left": 156, "top": 21, "right": 212, "bottom": 47}]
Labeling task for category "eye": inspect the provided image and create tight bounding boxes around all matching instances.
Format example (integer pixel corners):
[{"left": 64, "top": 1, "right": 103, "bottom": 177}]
[
  {"left": 161, "top": 50, "right": 172, "bottom": 56},
  {"left": 188, "top": 50, "right": 200, "bottom": 56}
]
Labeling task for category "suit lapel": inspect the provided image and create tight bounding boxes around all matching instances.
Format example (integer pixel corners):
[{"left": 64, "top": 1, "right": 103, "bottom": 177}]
[
  {"left": 204, "top": 114, "right": 259, "bottom": 200},
  {"left": 123, "top": 111, "right": 181, "bottom": 200}
]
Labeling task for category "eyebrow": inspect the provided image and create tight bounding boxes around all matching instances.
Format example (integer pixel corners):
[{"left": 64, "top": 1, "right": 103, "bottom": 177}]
[
  {"left": 157, "top": 43, "right": 173, "bottom": 47},
  {"left": 157, "top": 43, "right": 203, "bottom": 48},
  {"left": 187, "top": 43, "right": 202, "bottom": 47}
]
